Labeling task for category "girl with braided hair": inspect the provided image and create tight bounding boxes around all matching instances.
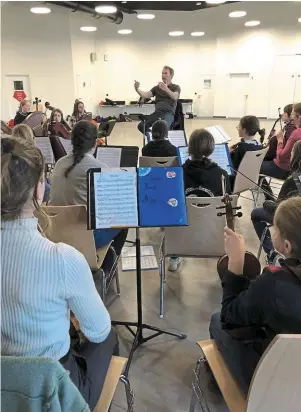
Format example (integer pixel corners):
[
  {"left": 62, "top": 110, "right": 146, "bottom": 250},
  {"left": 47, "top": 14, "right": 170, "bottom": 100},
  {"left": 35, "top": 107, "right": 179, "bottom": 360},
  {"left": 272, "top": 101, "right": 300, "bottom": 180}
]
[{"left": 50, "top": 120, "right": 128, "bottom": 253}]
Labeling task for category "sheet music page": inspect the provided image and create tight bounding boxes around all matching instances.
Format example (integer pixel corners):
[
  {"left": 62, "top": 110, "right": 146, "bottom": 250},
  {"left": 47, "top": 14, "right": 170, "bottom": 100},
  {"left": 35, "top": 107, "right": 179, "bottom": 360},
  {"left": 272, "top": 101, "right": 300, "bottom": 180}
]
[
  {"left": 96, "top": 147, "right": 122, "bottom": 168},
  {"left": 205, "top": 126, "right": 228, "bottom": 144},
  {"left": 178, "top": 146, "right": 190, "bottom": 165},
  {"left": 215, "top": 125, "right": 231, "bottom": 142},
  {"left": 93, "top": 170, "right": 138, "bottom": 228},
  {"left": 35, "top": 137, "right": 54, "bottom": 164},
  {"left": 147, "top": 131, "right": 187, "bottom": 147},
  {"left": 168, "top": 130, "right": 187, "bottom": 147},
  {"left": 209, "top": 144, "right": 232, "bottom": 175},
  {"left": 59, "top": 137, "right": 72, "bottom": 154}
]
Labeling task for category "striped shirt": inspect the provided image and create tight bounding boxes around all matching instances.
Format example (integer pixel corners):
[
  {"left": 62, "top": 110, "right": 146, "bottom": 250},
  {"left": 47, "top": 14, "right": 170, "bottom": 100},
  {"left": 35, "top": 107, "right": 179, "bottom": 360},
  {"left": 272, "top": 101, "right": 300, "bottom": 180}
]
[{"left": 1, "top": 218, "right": 111, "bottom": 360}]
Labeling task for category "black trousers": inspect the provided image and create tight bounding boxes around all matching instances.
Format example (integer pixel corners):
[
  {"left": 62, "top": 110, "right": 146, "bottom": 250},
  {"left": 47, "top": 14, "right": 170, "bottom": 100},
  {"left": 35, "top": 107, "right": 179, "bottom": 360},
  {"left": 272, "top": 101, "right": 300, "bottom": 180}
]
[
  {"left": 138, "top": 110, "right": 174, "bottom": 135},
  {"left": 60, "top": 327, "right": 119, "bottom": 410},
  {"left": 209, "top": 313, "right": 261, "bottom": 395},
  {"left": 260, "top": 160, "right": 289, "bottom": 200}
]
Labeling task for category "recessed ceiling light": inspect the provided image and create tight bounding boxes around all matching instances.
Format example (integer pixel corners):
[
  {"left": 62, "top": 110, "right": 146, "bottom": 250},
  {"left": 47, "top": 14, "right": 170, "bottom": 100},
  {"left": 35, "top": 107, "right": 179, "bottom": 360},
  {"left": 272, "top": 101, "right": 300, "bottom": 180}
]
[
  {"left": 118, "top": 29, "right": 132, "bottom": 35},
  {"left": 229, "top": 11, "right": 247, "bottom": 18},
  {"left": 80, "top": 26, "right": 97, "bottom": 32},
  {"left": 206, "top": 0, "right": 226, "bottom": 4},
  {"left": 191, "top": 31, "right": 205, "bottom": 36},
  {"left": 95, "top": 5, "right": 117, "bottom": 14},
  {"left": 30, "top": 7, "right": 51, "bottom": 14},
  {"left": 298, "top": 17, "right": 301, "bottom": 23},
  {"left": 169, "top": 31, "right": 184, "bottom": 37},
  {"left": 245, "top": 20, "right": 260, "bottom": 27},
  {"left": 137, "top": 13, "right": 155, "bottom": 20}
]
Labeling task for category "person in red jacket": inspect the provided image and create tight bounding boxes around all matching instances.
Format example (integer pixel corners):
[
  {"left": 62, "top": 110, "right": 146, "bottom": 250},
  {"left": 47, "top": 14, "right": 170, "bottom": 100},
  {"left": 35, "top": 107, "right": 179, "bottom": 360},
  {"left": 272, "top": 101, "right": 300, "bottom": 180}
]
[{"left": 260, "top": 102, "right": 301, "bottom": 199}]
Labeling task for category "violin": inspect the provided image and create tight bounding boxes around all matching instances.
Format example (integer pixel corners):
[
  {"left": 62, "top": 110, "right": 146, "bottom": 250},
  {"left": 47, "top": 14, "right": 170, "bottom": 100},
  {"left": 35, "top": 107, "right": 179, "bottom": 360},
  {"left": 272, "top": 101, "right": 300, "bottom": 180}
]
[{"left": 216, "top": 193, "right": 261, "bottom": 281}]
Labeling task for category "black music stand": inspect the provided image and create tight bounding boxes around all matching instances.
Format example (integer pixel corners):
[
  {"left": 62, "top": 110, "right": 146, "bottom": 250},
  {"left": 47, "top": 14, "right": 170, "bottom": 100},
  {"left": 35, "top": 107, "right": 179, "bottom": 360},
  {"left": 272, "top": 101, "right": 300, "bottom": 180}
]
[
  {"left": 128, "top": 113, "right": 147, "bottom": 147},
  {"left": 87, "top": 168, "right": 187, "bottom": 377},
  {"left": 112, "top": 227, "right": 186, "bottom": 377}
]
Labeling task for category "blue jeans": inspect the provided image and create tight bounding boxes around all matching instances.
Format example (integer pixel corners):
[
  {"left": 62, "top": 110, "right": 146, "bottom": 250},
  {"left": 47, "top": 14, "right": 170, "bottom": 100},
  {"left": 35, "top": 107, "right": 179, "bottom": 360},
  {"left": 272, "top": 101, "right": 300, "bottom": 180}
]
[
  {"left": 251, "top": 207, "right": 274, "bottom": 254},
  {"left": 138, "top": 110, "right": 174, "bottom": 135},
  {"left": 209, "top": 313, "right": 261, "bottom": 395}
]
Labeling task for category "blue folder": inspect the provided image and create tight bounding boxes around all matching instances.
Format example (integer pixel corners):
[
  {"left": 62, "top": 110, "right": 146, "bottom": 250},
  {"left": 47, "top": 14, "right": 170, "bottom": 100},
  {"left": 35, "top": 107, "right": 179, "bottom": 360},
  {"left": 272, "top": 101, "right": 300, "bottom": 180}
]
[{"left": 138, "top": 167, "right": 188, "bottom": 227}]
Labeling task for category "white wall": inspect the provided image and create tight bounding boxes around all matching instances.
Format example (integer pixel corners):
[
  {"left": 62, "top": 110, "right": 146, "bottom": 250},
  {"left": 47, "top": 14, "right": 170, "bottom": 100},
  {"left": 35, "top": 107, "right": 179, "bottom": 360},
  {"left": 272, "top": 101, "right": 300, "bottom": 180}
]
[
  {"left": 1, "top": 1, "right": 75, "bottom": 119},
  {"left": 1, "top": 1, "right": 301, "bottom": 120}
]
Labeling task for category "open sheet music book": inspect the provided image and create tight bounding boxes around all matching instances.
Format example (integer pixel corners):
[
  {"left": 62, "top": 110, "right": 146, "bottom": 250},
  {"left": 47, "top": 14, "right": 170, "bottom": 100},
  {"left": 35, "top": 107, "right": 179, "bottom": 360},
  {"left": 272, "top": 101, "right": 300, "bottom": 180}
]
[
  {"left": 95, "top": 145, "right": 139, "bottom": 168},
  {"left": 146, "top": 130, "right": 187, "bottom": 147},
  {"left": 59, "top": 137, "right": 72, "bottom": 154},
  {"left": 205, "top": 125, "right": 231, "bottom": 144},
  {"left": 177, "top": 143, "right": 234, "bottom": 175},
  {"left": 35, "top": 137, "right": 54, "bottom": 164},
  {"left": 87, "top": 167, "right": 188, "bottom": 229}
]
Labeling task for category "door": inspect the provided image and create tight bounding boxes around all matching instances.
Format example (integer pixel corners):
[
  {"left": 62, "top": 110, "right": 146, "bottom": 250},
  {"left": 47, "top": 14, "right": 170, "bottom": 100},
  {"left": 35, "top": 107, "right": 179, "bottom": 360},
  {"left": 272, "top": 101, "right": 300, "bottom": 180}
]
[
  {"left": 268, "top": 55, "right": 297, "bottom": 119},
  {"left": 293, "top": 55, "right": 301, "bottom": 102},
  {"left": 226, "top": 74, "right": 250, "bottom": 118},
  {"left": 195, "top": 75, "right": 215, "bottom": 117},
  {"left": 5, "top": 75, "right": 31, "bottom": 120}
]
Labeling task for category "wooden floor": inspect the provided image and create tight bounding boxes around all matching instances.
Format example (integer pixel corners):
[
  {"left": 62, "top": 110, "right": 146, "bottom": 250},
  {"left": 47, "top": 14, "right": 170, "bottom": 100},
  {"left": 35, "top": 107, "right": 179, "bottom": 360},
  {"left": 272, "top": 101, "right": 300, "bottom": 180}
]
[{"left": 106, "top": 118, "right": 274, "bottom": 412}]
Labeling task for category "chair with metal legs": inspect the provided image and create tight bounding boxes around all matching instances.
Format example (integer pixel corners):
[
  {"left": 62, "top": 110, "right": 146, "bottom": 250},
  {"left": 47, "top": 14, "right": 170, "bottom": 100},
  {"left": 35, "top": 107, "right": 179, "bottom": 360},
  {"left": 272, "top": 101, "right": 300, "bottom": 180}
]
[{"left": 189, "top": 335, "right": 301, "bottom": 412}]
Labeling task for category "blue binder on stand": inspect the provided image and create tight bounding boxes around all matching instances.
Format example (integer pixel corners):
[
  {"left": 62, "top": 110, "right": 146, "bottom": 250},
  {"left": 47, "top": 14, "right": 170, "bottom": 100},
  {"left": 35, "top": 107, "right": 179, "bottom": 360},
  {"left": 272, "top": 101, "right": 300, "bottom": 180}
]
[{"left": 138, "top": 167, "right": 187, "bottom": 227}]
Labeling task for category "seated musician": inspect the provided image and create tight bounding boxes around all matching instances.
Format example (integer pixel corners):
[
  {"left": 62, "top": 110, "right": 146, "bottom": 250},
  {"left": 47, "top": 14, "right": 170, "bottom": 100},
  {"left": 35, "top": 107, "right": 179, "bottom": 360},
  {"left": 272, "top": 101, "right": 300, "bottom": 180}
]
[
  {"left": 1, "top": 137, "right": 118, "bottom": 411},
  {"left": 14, "top": 99, "right": 31, "bottom": 125},
  {"left": 11, "top": 124, "right": 52, "bottom": 205},
  {"left": 168, "top": 129, "right": 231, "bottom": 272},
  {"left": 44, "top": 108, "right": 71, "bottom": 138},
  {"left": 210, "top": 196, "right": 301, "bottom": 395},
  {"left": 49, "top": 120, "right": 128, "bottom": 256},
  {"left": 260, "top": 102, "right": 301, "bottom": 199},
  {"left": 142, "top": 120, "right": 177, "bottom": 157},
  {"left": 251, "top": 140, "right": 301, "bottom": 264},
  {"left": 72, "top": 100, "right": 87, "bottom": 123},
  {"left": 230, "top": 115, "right": 264, "bottom": 171},
  {"left": 265, "top": 104, "right": 296, "bottom": 161},
  {"left": 135, "top": 66, "right": 181, "bottom": 135}
]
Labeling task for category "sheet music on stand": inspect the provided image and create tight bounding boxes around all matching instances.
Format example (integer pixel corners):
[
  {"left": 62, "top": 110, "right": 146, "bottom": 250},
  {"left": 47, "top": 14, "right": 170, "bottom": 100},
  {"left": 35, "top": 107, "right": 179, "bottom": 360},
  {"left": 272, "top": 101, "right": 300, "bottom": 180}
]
[
  {"left": 35, "top": 137, "right": 54, "bottom": 164},
  {"left": 95, "top": 145, "right": 139, "bottom": 168},
  {"left": 177, "top": 143, "right": 233, "bottom": 175},
  {"left": 87, "top": 167, "right": 188, "bottom": 229},
  {"left": 87, "top": 169, "right": 138, "bottom": 229},
  {"left": 147, "top": 130, "right": 187, "bottom": 147},
  {"left": 59, "top": 137, "right": 72, "bottom": 154},
  {"left": 205, "top": 125, "right": 231, "bottom": 144}
]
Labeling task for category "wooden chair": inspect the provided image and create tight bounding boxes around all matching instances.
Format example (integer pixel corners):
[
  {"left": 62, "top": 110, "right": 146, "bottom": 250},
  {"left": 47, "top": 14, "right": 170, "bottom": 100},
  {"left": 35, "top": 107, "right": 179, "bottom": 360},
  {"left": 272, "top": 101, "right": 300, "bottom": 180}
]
[
  {"left": 37, "top": 205, "right": 120, "bottom": 301},
  {"left": 158, "top": 196, "right": 238, "bottom": 318},
  {"left": 94, "top": 356, "right": 134, "bottom": 412},
  {"left": 233, "top": 147, "right": 268, "bottom": 206},
  {"left": 139, "top": 156, "right": 179, "bottom": 167},
  {"left": 190, "top": 334, "right": 301, "bottom": 412}
]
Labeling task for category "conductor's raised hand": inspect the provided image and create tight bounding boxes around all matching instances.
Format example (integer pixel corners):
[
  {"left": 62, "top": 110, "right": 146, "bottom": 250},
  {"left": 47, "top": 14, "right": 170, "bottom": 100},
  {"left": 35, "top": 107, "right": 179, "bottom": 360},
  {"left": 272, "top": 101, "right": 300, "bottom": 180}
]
[
  {"left": 158, "top": 82, "right": 168, "bottom": 92},
  {"left": 224, "top": 227, "right": 245, "bottom": 275},
  {"left": 134, "top": 80, "right": 140, "bottom": 91}
]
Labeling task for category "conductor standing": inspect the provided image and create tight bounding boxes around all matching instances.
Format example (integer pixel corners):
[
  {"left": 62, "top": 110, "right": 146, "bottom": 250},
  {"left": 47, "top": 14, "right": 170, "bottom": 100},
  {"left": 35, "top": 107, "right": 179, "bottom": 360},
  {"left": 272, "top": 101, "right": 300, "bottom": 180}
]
[{"left": 134, "top": 66, "right": 181, "bottom": 135}]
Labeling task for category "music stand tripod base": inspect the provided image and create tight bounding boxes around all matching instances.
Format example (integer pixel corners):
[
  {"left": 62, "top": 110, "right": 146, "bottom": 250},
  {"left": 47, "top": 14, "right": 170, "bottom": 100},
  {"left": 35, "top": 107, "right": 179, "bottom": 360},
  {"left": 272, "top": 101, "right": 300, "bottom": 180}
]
[{"left": 112, "top": 228, "right": 187, "bottom": 377}]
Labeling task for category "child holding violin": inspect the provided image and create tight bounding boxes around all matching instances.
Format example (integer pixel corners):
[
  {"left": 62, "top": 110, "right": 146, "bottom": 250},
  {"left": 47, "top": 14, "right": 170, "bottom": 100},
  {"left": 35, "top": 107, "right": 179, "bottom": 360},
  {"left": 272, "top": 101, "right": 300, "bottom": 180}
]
[{"left": 210, "top": 196, "right": 301, "bottom": 395}]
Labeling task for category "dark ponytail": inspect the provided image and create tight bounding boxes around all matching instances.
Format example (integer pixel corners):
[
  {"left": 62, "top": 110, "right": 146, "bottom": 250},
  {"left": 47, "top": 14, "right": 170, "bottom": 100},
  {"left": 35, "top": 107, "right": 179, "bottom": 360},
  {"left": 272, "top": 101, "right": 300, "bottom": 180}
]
[
  {"left": 240, "top": 115, "right": 265, "bottom": 143},
  {"left": 64, "top": 121, "right": 97, "bottom": 178}
]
